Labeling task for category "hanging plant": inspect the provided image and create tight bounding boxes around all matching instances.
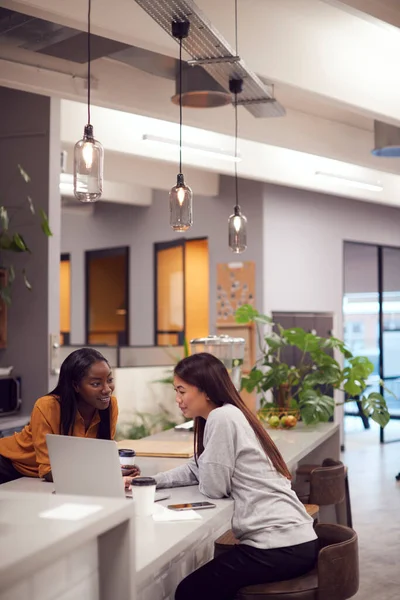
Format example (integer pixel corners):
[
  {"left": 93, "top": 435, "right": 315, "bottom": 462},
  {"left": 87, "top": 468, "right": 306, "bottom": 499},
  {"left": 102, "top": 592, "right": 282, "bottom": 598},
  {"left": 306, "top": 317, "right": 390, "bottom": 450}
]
[{"left": 0, "top": 164, "right": 52, "bottom": 305}]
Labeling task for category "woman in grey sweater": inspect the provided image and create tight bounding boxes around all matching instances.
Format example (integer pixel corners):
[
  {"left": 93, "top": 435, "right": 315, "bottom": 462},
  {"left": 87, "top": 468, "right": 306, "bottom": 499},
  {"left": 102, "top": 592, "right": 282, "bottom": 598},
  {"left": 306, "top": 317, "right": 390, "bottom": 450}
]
[{"left": 140, "top": 353, "right": 317, "bottom": 599}]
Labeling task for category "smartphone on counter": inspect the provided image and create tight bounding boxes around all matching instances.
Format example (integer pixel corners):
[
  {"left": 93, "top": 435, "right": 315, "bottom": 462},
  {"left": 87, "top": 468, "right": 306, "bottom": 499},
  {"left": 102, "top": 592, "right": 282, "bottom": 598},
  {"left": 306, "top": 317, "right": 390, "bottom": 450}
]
[{"left": 167, "top": 502, "right": 216, "bottom": 511}]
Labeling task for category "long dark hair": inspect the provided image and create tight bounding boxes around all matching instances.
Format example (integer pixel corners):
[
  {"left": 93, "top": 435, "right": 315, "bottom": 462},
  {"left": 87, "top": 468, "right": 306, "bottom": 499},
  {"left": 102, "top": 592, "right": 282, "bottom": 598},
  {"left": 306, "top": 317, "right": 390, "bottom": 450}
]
[
  {"left": 49, "top": 348, "right": 111, "bottom": 439},
  {"left": 174, "top": 352, "right": 291, "bottom": 480}
]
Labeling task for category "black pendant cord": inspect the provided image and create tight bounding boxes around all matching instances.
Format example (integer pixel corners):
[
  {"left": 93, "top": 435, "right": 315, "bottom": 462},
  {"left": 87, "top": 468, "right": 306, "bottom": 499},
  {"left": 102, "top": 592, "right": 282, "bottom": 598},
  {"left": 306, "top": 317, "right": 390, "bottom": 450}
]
[
  {"left": 87, "top": 0, "right": 92, "bottom": 126},
  {"left": 234, "top": 91, "right": 239, "bottom": 208},
  {"left": 235, "top": 0, "right": 238, "bottom": 57},
  {"left": 234, "top": 0, "right": 239, "bottom": 209},
  {"left": 179, "top": 37, "right": 183, "bottom": 175}
]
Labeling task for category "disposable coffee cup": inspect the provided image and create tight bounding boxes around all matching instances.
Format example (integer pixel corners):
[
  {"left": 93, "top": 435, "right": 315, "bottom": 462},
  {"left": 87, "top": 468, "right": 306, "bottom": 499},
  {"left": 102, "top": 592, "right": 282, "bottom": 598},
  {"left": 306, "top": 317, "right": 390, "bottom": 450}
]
[
  {"left": 119, "top": 448, "right": 136, "bottom": 471},
  {"left": 130, "top": 476, "right": 156, "bottom": 517}
]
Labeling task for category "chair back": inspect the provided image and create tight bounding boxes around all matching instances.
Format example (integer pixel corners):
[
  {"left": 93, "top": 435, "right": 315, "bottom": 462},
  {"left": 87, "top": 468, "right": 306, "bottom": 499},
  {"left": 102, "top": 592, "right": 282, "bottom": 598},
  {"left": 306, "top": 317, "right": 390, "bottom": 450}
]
[
  {"left": 316, "top": 523, "right": 359, "bottom": 600},
  {"left": 309, "top": 463, "right": 346, "bottom": 506}
]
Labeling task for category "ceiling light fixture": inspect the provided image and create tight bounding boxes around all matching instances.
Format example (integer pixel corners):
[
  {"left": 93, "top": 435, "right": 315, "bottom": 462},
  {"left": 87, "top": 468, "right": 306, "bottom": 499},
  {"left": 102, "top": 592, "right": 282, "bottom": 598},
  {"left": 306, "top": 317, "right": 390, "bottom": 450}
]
[
  {"left": 142, "top": 134, "right": 241, "bottom": 162},
  {"left": 73, "top": 0, "right": 104, "bottom": 203},
  {"left": 228, "top": 1, "right": 247, "bottom": 254},
  {"left": 169, "top": 20, "right": 193, "bottom": 232},
  {"left": 315, "top": 171, "right": 383, "bottom": 192}
]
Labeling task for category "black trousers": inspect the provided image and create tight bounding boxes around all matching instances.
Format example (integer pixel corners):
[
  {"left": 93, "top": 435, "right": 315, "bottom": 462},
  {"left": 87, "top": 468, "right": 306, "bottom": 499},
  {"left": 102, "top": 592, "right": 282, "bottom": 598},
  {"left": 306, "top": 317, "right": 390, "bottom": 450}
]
[
  {"left": 175, "top": 539, "right": 318, "bottom": 600},
  {"left": 0, "top": 454, "right": 24, "bottom": 485}
]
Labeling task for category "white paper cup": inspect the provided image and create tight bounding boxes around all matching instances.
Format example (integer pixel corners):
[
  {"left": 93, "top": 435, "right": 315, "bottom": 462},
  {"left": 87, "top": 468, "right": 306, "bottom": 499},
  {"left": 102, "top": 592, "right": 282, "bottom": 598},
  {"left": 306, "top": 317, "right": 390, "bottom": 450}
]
[
  {"left": 130, "top": 477, "right": 156, "bottom": 517},
  {"left": 118, "top": 448, "right": 136, "bottom": 470}
]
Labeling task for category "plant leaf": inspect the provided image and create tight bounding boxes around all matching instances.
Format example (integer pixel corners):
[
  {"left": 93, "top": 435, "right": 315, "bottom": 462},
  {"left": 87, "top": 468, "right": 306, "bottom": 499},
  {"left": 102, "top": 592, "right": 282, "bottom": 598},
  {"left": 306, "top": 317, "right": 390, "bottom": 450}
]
[
  {"left": 0, "top": 206, "right": 9, "bottom": 231},
  {"left": 299, "top": 390, "right": 335, "bottom": 425},
  {"left": 0, "top": 284, "right": 12, "bottom": 305},
  {"left": 264, "top": 333, "right": 285, "bottom": 351},
  {"left": 39, "top": 209, "right": 52, "bottom": 237},
  {"left": 235, "top": 304, "right": 272, "bottom": 325},
  {"left": 283, "top": 327, "right": 308, "bottom": 349},
  {"left": 11, "top": 233, "right": 29, "bottom": 253},
  {"left": 183, "top": 337, "right": 190, "bottom": 358},
  {"left": 254, "top": 314, "right": 273, "bottom": 325},
  {"left": 343, "top": 377, "right": 364, "bottom": 397},
  {"left": 0, "top": 232, "right": 11, "bottom": 250},
  {"left": 360, "top": 393, "right": 390, "bottom": 428},
  {"left": 22, "top": 269, "right": 32, "bottom": 291},
  {"left": 241, "top": 368, "right": 264, "bottom": 393},
  {"left": 18, "top": 164, "right": 31, "bottom": 183},
  {"left": 27, "top": 196, "right": 35, "bottom": 215},
  {"left": 8, "top": 265, "right": 15, "bottom": 283}
]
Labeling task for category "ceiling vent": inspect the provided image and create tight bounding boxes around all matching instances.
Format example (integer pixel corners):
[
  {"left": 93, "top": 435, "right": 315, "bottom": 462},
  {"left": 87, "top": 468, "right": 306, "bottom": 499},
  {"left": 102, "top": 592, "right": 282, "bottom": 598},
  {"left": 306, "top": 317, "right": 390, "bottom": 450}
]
[{"left": 372, "top": 120, "right": 400, "bottom": 157}]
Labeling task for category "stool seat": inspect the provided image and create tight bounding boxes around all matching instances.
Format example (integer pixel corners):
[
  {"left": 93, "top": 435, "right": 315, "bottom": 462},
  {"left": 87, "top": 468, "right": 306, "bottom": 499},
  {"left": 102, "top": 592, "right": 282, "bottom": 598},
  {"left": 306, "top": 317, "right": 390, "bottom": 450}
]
[
  {"left": 236, "top": 524, "right": 358, "bottom": 600},
  {"left": 237, "top": 568, "right": 318, "bottom": 600}
]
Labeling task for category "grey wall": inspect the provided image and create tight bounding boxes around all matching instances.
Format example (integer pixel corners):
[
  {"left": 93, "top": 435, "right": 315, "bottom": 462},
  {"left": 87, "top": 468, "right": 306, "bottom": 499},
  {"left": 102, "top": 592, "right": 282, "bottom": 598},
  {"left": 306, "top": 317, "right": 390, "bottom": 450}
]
[
  {"left": 62, "top": 176, "right": 265, "bottom": 345},
  {"left": 263, "top": 183, "right": 400, "bottom": 335},
  {"left": 0, "top": 87, "right": 61, "bottom": 415}
]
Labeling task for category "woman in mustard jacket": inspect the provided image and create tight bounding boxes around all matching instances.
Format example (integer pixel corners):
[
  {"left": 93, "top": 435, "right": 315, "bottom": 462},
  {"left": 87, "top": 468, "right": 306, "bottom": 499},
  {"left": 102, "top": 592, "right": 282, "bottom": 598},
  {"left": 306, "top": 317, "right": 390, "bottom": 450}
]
[{"left": 0, "top": 347, "right": 131, "bottom": 483}]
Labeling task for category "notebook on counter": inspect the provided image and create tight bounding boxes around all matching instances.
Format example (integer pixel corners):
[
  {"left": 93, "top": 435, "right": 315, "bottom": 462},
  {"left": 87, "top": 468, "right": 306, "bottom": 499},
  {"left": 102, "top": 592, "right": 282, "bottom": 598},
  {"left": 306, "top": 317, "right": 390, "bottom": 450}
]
[{"left": 117, "top": 438, "right": 194, "bottom": 458}]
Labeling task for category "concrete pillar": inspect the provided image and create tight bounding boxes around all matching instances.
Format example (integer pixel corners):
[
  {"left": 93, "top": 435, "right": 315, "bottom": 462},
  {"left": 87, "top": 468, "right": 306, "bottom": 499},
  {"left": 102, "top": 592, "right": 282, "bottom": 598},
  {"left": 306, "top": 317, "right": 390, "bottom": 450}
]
[{"left": 0, "top": 86, "right": 61, "bottom": 415}]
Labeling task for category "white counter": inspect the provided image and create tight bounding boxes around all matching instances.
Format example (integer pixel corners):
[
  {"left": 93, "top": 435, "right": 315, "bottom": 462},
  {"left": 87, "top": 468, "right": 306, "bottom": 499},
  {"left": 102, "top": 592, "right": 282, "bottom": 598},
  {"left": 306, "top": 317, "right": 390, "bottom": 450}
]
[
  {"left": 0, "top": 490, "right": 135, "bottom": 600},
  {"left": 0, "top": 422, "right": 340, "bottom": 600},
  {"left": 132, "top": 421, "right": 341, "bottom": 476}
]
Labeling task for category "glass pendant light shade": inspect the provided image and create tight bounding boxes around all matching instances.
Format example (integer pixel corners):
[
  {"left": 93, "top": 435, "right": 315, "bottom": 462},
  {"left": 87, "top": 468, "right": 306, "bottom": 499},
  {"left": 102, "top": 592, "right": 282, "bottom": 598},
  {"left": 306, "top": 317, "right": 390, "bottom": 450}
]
[
  {"left": 170, "top": 173, "right": 193, "bottom": 231},
  {"left": 73, "top": 124, "right": 104, "bottom": 203},
  {"left": 228, "top": 205, "right": 247, "bottom": 253}
]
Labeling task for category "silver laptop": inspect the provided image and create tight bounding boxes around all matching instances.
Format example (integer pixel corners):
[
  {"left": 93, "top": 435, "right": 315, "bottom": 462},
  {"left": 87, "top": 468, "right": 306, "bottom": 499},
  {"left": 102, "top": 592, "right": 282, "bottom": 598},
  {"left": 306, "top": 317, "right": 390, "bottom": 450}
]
[{"left": 46, "top": 434, "right": 169, "bottom": 502}]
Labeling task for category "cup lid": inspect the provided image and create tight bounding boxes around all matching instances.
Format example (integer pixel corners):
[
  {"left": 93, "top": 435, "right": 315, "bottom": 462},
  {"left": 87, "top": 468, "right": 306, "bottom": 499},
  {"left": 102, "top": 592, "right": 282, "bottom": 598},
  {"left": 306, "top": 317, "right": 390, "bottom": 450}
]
[
  {"left": 130, "top": 476, "right": 156, "bottom": 487},
  {"left": 118, "top": 448, "right": 136, "bottom": 457}
]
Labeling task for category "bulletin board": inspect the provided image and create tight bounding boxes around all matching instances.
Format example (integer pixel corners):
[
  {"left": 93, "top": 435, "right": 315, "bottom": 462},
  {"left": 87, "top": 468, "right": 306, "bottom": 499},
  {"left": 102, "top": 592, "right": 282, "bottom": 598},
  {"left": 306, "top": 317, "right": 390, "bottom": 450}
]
[
  {"left": 216, "top": 261, "right": 255, "bottom": 323},
  {"left": 216, "top": 261, "right": 256, "bottom": 373}
]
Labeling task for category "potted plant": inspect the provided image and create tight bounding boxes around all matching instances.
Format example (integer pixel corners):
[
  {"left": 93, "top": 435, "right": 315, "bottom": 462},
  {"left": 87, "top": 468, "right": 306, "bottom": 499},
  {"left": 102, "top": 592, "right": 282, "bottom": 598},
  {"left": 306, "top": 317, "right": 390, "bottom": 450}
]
[
  {"left": 0, "top": 164, "right": 52, "bottom": 305},
  {"left": 235, "top": 304, "right": 390, "bottom": 429}
]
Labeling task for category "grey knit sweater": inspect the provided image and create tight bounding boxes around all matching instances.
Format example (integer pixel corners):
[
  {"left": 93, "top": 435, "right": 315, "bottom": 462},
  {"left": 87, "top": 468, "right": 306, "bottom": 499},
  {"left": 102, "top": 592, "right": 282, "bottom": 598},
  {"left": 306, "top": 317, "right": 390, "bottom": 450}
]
[{"left": 154, "top": 404, "right": 317, "bottom": 549}]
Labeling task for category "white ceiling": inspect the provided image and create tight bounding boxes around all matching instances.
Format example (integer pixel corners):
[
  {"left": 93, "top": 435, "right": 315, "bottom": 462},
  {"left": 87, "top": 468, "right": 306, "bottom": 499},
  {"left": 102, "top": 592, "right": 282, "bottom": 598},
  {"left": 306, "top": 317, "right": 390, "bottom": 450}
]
[
  {"left": 274, "top": 82, "right": 373, "bottom": 132},
  {"left": 2, "top": 0, "right": 400, "bottom": 205},
  {"left": 327, "top": 0, "right": 400, "bottom": 29}
]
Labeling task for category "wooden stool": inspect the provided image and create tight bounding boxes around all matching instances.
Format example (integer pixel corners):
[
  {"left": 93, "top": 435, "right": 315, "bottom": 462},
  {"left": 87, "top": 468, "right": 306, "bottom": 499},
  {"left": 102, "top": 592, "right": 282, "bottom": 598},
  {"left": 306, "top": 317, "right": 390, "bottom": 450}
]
[
  {"left": 236, "top": 524, "right": 359, "bottom": 600},
  {"left": 214, "top": 504, "right": 319, "bottom": 557}
]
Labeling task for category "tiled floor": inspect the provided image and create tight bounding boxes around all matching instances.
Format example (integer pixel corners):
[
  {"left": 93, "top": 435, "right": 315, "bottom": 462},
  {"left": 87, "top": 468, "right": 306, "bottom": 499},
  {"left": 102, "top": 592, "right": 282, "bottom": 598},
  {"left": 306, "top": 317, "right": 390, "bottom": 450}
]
[{"left": 343, "top": 417, "right": 400, "bottom": 598}]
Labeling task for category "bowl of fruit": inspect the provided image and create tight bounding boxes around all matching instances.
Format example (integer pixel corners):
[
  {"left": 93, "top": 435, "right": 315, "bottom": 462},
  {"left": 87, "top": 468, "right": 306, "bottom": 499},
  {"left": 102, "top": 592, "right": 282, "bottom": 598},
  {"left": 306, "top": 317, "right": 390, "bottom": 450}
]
[{"left": 258, "top": 407, "right": 300, "bottom": 430}]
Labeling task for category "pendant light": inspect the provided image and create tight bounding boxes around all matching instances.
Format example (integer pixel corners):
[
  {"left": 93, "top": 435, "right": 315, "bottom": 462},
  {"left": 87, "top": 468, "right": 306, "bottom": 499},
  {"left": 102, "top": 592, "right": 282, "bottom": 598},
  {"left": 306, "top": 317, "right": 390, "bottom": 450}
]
[
  {"left": 169, "top": 20, "right": 193, "bottom": 232},
  {"left": 228, "top": 0, "right": 247, "bottom": 253},
  {"left": 73, "top": 0, "right": 104, "bottom": 203},
  {"left": 228, "top": 79, "right": 247, "bottom": 253}
]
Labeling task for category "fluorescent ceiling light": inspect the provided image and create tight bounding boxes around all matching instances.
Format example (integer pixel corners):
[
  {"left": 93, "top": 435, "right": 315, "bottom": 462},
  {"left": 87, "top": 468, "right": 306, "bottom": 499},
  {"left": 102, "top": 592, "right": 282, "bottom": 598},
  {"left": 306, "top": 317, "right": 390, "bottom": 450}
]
[
  {"left": 39, "top": 503, "right": 102, "bottom": 521},
  {"left": 315, "top": 171, "right": 383, "bottom": 192},
  {"left": 142, "top": 134, "right": 241, "bottom": 162}
]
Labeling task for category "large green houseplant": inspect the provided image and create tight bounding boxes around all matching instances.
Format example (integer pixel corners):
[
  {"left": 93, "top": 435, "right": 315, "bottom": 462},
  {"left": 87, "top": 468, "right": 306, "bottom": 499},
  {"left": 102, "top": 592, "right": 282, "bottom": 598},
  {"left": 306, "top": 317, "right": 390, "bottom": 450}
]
[
  {"left": 235, "top": 304, "right": 390, "bottom": 428},
  {"left": 0, "top": 165, "right": 52, "bottom": 304}
]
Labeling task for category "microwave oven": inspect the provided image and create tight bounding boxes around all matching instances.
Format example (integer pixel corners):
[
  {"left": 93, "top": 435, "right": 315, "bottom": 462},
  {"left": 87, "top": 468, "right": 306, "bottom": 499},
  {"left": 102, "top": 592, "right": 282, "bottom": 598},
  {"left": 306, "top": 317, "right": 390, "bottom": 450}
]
[{"left": 0, "top": 377, "right": 21, "bottom": 415}]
